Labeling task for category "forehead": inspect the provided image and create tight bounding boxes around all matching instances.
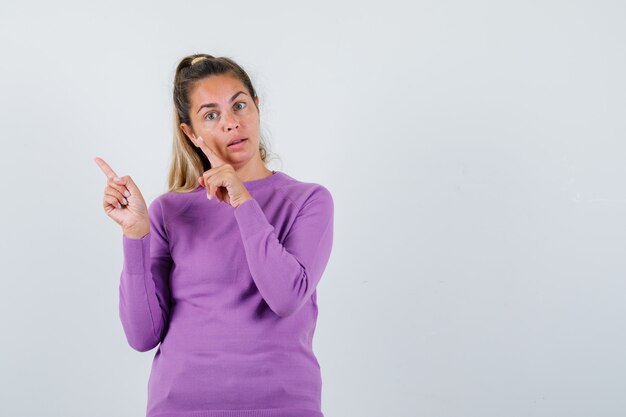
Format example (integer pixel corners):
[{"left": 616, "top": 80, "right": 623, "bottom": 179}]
[{"left": 189, "top": 74, "right": 246, "bottom": 107}]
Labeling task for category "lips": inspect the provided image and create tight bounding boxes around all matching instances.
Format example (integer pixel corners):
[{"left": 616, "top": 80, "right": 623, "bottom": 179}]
[{"left": 227, "top": 138, "right": 247, "bottom": 147}]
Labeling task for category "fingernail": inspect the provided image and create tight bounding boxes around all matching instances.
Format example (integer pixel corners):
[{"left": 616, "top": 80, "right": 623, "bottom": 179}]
[
  {"left": 124, "top": 190, "right": 130, "bottom": 197},
  {"left": 114, "top": 177, "right": 121, "bottom": 182},
  {"left": 207, "top": 193, "right": 211, "bottom": 200},
  {"left": 117, "top": 202, "right": 121, "bottom": 209},
  {"left": 122, "top": 198, "right": 127, "bottom": 205}
]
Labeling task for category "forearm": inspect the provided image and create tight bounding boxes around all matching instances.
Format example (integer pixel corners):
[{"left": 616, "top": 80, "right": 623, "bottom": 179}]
[
  {"left": 119, "top": 233, "right": 168, "bottom": 352},
  {"left": 234, "top": 194, "right": 333, "bottom": 318}
]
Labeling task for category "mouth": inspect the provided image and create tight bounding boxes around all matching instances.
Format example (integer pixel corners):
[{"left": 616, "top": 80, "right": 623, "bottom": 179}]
[{"left": 227, "top": 138, "right": 248, "bottom": 147}]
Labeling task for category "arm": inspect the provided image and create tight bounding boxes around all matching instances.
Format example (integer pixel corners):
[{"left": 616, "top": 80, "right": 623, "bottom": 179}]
[
  {"left": 118, "top": 199, "right": 172, "bottom": 351},
  {"left": 233, "top": 186, "right": 334, "bottom": 318}
]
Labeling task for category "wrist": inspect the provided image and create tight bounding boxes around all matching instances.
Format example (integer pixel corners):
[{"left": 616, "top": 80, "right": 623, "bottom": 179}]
[
  {"left": 235, "top": 195, "right": 253, "bottom": 209},
  {"left": 123, "top": 223, "right": 150, "bottom": 239}
]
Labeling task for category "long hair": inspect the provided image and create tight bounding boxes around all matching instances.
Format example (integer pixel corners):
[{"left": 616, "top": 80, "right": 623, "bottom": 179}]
[{"left": 168, "top": 54, "right": 269, "bottom": 192}]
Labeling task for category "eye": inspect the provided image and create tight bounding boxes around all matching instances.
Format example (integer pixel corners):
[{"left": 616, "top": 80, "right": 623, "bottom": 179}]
[
  {"left": 235, "top": 101, "right": 246, "bottom": 110},
  {"left": 205, "top": 111, "right": 218, "bottom": 121}
]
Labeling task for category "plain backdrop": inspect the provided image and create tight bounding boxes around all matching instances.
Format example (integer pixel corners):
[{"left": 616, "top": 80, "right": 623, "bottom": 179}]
[{"left": 1, "top": 1, "right": 625, "bottom": 416}]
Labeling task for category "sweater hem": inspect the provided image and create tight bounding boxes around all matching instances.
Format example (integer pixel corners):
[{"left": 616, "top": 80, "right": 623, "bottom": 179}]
[{"left": 149, "top": 408, "right": 323, "bottom": 417}]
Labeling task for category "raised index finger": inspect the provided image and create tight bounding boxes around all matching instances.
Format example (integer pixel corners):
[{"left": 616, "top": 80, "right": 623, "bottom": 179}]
[
  {"left": 94, "top": 156, "right": 119, "bottom": 180},
  {"left": 197, "top": 136, "right": 227, "bottom": 168}
]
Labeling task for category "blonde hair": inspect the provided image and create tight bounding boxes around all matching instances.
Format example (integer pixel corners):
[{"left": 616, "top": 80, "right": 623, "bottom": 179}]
[{"left": 168, "top": 54, "right": 269, "bottom": 192}]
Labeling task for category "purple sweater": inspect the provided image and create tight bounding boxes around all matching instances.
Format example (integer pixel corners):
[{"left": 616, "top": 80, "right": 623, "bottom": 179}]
[{"left": 119, "top": 171, "right": 334, "bottom": 417}]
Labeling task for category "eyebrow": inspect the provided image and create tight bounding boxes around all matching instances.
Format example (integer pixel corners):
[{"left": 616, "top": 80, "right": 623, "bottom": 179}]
[{"left": 196, "top": 91, "right": 247, "bottom": 114}]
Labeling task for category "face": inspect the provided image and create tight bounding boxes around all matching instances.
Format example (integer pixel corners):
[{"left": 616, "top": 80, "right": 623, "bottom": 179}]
[{"left": 180, "top": 73, "right": 260, "bottom": 166}]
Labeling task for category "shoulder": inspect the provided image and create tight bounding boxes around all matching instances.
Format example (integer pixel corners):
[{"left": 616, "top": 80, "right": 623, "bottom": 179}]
[
  {"left": 273, "top": 172, "right": 334, "bottom": 212},
  {"left": 148, "top": 188, "right": 198, "bottom": 219}
]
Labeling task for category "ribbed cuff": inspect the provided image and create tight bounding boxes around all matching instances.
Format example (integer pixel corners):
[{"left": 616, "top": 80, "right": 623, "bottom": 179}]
[{"left": 122, "top": 232, "right": 151, "bottom": 274}]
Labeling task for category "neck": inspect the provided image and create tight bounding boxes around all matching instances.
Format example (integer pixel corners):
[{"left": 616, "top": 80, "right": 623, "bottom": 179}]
[{"left": 232, "top": 157, "right": 273, "bottom": 182}]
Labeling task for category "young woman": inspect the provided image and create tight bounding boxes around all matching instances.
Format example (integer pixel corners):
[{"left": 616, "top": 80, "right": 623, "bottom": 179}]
[{"left": 95, "top": 54, "right": 334, "bottom": 417}]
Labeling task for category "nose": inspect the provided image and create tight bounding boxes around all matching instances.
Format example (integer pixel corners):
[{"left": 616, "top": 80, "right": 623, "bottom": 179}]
[{"left": 222, "top": 110, "right": 240, "bottom": 131}]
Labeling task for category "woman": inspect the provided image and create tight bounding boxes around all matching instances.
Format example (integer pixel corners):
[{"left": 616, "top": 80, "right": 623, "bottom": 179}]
[{"left": 95, "top": 54, "right": 334, "bottom": 417}]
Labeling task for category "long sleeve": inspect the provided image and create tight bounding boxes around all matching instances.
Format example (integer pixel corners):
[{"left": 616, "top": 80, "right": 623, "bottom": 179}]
[
  {"left": 119, "top": 198, "right": 173, "bottom": 352},
  {"left": 233, "top": 185, "right": 334, "bottom": 318}
]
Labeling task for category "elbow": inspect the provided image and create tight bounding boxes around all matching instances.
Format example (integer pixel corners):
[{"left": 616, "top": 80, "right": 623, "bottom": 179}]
[
  {"left": 272, "top": 302, "right": 298, "bottom": 318},
  {"left": 269, "top": 274, "right": 310, "bottom": 318},
  {"left": 119, "top": 315, "right": 161, "bottom": 352},
  {"left": 261, "top": 265, "right": 317, "bottom": 318},
  {"left": 126, "top": 335, "right": 159, "bottom": 352}
]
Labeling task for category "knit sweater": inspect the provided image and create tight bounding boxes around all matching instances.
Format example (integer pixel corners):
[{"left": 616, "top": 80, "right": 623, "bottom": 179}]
[{"left": 119, "top": 170, "right": 334, "bottom": 417}]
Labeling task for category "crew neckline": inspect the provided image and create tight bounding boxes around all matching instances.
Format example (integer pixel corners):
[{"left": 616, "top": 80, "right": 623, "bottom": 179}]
[{"left": 195, "top": 170, "right": 281, "bottom": 192}]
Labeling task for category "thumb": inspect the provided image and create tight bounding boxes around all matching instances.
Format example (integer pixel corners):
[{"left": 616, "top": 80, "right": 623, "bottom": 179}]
[{"left": 116, "top": 175, "right": 140, "bottom": 194}]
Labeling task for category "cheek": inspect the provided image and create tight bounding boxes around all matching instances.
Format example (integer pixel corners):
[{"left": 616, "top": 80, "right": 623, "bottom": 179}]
[
  {"left": 199, "top": 136, "right": 218, "bottom": 151},
  {"left": 198, "top": 123, "right": 215, "bottom": 134}
]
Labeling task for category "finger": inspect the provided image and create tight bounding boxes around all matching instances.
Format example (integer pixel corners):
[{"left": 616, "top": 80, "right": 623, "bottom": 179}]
[
  {"left": 103, "top": 194, "right": 122, "bottom": 210},
  {"left": 209, "top": 181, "right": 220, "bottom": 201},
  {"left": 202, "top": 172, "right": 221, "bottom": 201},
  {"left": 199, "top": 175, "right": 211, "bottom": 199},
  {"left": 116, "top": 175, "right": 141, "bottom": 197},
  {"left": 199, "top": 176, "right": 214, "bottom": 200},
  {"left": 197, "top": 136, "right": 227, "bottom": 168},
  {"left": 94, "top": 157, "right": 119, "bottom": 180},
  {"left": 104, "top": 186, "right": 128, "bottom": 206},
  {"left": 95, "top": 157, "right": 131, "bottom": 197},
  {"left": 107, "top": 178, "right": 131, "bottom": 200},
  {"left": 200, "top": 175, "right": 216, "bottom": 200}
]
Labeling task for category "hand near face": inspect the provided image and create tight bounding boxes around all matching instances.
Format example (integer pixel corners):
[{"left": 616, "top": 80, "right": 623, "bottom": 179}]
[{"left": 195, "top": 136, "right": 253, "bottom": 208}]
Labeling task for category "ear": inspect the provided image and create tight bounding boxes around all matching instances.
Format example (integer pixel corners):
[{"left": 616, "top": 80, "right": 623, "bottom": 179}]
[
  {"left": 254, "top": 96, "right": 259, "bottom": 108},
  {"left": 180, "top": 123, "right": 197, "bottom": 146}
]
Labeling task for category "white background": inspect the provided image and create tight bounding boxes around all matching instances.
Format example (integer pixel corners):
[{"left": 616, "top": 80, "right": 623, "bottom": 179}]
[{"left": 1, "top": 1, "right": 625, "bottom": 416}]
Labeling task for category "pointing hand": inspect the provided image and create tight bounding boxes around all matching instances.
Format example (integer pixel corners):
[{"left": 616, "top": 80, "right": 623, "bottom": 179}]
[{"left": 94, "top": 156, "right": 150, "bottom": 238}]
